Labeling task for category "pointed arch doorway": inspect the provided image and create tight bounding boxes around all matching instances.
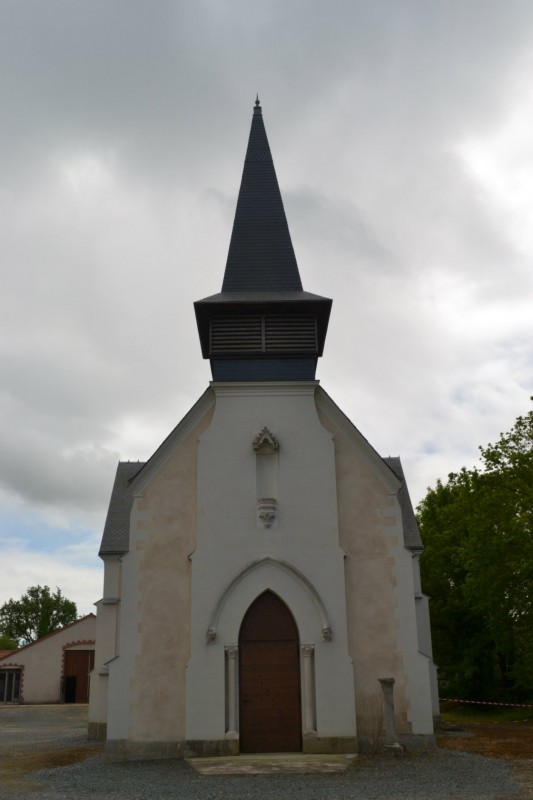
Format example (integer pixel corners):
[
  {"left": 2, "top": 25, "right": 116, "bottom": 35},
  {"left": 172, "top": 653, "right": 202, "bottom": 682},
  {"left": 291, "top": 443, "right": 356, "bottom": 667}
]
[{"left": 239, "top": 590, "right": 302, "bottom": 753}]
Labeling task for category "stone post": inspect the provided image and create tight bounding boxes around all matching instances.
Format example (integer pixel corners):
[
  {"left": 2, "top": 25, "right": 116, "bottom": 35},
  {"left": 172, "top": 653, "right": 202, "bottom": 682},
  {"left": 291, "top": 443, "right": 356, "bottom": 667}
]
[
  {"left": 301, "top": 644, "right": 316, "bottom": 733},
  {"left": 226, "top": 646, "right": 238, "bottom": 735},
  {"left": 379, "top": 677, "right": 404, "bottom": 754}
]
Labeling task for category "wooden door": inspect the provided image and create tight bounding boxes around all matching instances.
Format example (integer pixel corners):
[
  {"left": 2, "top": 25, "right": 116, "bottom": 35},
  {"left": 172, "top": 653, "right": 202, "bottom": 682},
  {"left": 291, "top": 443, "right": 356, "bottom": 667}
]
[
  {"left": 63, "top": 650, "right": 95, "bottom": 703},
  {"left": 239, "top": 591, "right": 302, "bottom": 753}
]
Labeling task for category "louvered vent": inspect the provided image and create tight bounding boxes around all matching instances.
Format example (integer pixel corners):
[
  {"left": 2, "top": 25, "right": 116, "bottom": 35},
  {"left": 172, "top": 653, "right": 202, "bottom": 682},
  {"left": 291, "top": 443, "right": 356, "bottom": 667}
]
[
  {"left": 211, "top": 316, "right": 262, "bottom": 353},
  {"left": 210, "top": 314, "right": 317, "bottom": 355},
  {"left": 265, "top": 315, "right": 316, "bottom": 352}
]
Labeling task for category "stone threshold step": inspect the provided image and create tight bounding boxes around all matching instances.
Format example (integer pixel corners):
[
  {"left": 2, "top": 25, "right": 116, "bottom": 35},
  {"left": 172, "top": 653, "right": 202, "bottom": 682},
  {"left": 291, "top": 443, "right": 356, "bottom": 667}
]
[{"left": 186, "top": 753, "right": 358, "bottom": 775}]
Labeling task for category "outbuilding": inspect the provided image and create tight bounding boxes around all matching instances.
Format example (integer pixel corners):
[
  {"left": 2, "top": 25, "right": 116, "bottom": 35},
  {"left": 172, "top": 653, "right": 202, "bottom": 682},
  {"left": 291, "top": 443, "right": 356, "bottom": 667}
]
[{"left": 0, "top": 614, "right": 95, "bottom": 704}]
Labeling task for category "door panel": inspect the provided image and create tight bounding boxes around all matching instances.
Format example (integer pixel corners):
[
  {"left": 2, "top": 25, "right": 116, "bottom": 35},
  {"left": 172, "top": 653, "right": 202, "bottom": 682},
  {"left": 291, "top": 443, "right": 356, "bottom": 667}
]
[
  {"left": 63, "top": 650, "right": 94, "bottom": 703},
  {"left": 239, "top": 591, "right": 301, "bottom": 753}
]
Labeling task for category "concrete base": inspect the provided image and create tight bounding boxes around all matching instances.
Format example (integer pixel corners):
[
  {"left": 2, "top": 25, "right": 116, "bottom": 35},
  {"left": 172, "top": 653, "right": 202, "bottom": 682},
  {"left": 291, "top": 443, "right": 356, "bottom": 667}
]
[
  {"left": 185, "top": 736, "right": 356, "bottom": 758},
  {"left": 186, "top": 753, "right": 358, "bottom": 775},
  {"left": 105, "top": 739, "right": 183, "bottom": 761},
  {"left": 104, "top": 738, "right": 239, "bottom": 762},
  {"left": 183, "top": 739, "right": 240, "bottom": 758},
  {"left": 103, "top": 736, "right": 358, "bottom": 761},
  {"left": 357, "top": 733, "right": 435, "bottom": 755},
  {"left": 88, "top": 722, "right": 107, "bottom": 741},
  {"left": 103, "top": 734, "right": 435, "bottom": 761},
  {"left": 397, "top": 734, "right": 436, "bottom": 752},
  {"left": 303, "top": 736, "right": 357, "bottom": 754}
]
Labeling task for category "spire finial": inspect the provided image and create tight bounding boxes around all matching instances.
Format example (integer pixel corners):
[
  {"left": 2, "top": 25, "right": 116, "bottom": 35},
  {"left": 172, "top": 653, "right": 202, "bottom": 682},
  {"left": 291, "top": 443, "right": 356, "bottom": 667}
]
[{"left": 254, "top": 94, "right": 262, "bottom": 115}]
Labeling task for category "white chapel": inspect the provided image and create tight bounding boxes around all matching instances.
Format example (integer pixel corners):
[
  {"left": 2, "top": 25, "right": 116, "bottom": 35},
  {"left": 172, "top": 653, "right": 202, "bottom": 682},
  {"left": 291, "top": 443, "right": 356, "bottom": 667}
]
[{"left": 88, "top": 99, "right": 439, "bottom": 759}]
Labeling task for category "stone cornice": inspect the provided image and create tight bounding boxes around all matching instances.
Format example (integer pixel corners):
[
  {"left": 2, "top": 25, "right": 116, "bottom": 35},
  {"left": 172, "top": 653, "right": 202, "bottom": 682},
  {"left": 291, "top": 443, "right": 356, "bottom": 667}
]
[{"left": 211, "top": 380, "right": 319, "bottom": 397}]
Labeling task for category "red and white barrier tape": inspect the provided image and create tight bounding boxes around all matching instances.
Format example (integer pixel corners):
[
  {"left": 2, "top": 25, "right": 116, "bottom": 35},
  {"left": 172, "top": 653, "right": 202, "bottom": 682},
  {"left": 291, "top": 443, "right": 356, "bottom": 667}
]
[{"left": 441, "top": 698, "right": 533, "bottom": 709}]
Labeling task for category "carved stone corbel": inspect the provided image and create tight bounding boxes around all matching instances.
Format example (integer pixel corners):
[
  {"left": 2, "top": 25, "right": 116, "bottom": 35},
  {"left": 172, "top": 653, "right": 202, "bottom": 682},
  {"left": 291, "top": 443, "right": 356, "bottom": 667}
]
[
  {"left": 257, "top": 497, "right": 277, "bottom": 528},
  {"left": 321, "top": 626, "right": 332, "bottom": 642}
]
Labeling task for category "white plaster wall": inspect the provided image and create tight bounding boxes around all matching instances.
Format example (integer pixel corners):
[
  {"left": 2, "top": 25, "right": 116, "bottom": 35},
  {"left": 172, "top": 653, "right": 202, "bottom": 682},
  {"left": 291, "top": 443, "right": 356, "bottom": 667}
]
[
  {"left": 0, "top": 616, "right": 95, "bottom": 704},
  {"left": 415, "top": 595, "right": 433, "bottom": 658},
  {"left": 186, "top": 381, "right": 356, "bottom": 743},
  {"left": 106, "top": 520, "right": 145, "bottom": 740},
  {"left": 415, "top": 593, "right": 440, "bottom": 718},
  {"left": 388, "top": 521, "right": 435, "bottom": 734},
  {"left": 89, "top": 558, "right": 122, "bottom": 726},
  {"left": 103, "top": 557, "right": 122, "bottom": 600},
  {"left": 412, "top": 554, "right": 422, "bottom": 595},
  {"left": 412, "top": 554, "right": 440, "bottom": 715}
]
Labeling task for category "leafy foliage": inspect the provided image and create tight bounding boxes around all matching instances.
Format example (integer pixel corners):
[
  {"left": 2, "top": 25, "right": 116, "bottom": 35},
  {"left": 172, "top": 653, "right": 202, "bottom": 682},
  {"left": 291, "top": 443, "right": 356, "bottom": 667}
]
[
  {"left": 0, "top": 585, "right": 78, "bottom": 646},
  {"left": 418, "top": 404, "right": 533, "bottom": 702},
  {"left": 0, "top": 632, "right": 18, "bottom": 650}
]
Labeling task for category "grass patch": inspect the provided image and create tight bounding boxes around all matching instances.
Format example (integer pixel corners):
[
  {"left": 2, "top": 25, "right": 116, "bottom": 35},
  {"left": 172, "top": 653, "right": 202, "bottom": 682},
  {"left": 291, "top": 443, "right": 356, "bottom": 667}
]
[
  {"left": 440, "top": 701, "right": 532, "bottom": 725},
  {"left": 438, "top": 702, "right": 533, "bottom": 761}
]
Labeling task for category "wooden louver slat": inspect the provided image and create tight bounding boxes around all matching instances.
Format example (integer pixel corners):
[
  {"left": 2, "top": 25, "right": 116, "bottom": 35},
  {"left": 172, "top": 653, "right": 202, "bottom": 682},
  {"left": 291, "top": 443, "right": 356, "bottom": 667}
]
[
  {"left": 211, "top": 315, "right": 263, "bottom": 352},
  {"left": 210, "top": 314, "right": 317, "bottom": 355},
  {"left": 265, "top": 315, "right": 316, "bottom": 352}
]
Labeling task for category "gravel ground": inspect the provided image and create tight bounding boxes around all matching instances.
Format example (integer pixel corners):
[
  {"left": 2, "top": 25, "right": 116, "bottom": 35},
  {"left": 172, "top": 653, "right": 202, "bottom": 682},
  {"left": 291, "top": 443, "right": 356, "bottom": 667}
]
[
  {"left": 0, "top": 706, "right": 526, "bottom": 800},
  {"left": 1, "top": 749, "right": 523, "bottom": 800}
]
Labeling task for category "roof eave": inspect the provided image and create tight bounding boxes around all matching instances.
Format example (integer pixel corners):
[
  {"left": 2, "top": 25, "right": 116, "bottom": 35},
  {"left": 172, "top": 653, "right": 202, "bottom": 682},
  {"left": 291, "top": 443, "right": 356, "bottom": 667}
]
[{"left": 194, "top": 295, "right": 332, "bottom": 359}]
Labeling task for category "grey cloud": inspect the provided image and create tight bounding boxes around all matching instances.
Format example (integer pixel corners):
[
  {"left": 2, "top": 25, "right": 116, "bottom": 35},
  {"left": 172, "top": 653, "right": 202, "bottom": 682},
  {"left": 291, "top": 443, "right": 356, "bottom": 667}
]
[
  {"left": 2, "top": 1, "right": 532, "bottom": 181},
  {"left": 285, "top": 188, "right": 396, "bottom": 275},
  {"left": 0, "top": 0, "right": 532, "bottom": 533},
  {"left": 0, "top": 412, "right": 118, "bottom": 513}
]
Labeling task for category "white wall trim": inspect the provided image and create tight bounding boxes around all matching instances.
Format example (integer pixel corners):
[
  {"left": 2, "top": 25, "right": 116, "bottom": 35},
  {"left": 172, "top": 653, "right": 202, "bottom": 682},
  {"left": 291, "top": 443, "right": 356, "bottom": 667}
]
[{"left": 206, "top": 556, "right": 332, "bottom": 643}]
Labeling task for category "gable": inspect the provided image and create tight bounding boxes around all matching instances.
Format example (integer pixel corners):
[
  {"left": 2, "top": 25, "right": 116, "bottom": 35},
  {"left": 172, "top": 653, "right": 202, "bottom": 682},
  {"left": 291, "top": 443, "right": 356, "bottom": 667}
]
[
  {"left": 128, "top": 388, "right": 214, "bottom": 494},
  {"left": 315, "top": 386, "right": 422, "bottom": 551},
  {"left": 99, "top": 388, "right": 215, "bottom": 558},
  {"left": 0, "top": 614, "right": 96, "bottom": 663}
]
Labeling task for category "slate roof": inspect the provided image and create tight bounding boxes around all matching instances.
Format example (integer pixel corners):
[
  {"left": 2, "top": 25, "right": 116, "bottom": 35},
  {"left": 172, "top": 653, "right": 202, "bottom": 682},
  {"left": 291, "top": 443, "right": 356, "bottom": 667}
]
[
  {"left": 222, "top": 98, "right": 303, "bottom": 293},
  {"left": 383, "top": 457, "right": 423, "bottom": 551},
  {"left": 99, "top": 461, "right": 145, "bottom": 556},
  {"left": 195, "top": 290, "right": 327, "bottom": 304}
]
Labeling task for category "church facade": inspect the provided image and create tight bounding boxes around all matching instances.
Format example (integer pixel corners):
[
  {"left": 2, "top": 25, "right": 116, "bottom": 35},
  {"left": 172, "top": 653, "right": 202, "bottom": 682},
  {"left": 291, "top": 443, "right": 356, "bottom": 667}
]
[{"left": 88, "top": 100, "right": 438, "bottom": 759}]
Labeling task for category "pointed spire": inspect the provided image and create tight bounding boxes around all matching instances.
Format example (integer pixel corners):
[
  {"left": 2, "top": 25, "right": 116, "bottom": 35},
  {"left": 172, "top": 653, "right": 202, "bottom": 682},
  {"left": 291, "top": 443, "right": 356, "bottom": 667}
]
[
  {"left": 221, "top": 99, "right": 303, "bottom": 292},
  {"left": 194, "top": 100, "right": 332, "bottom": 382}
]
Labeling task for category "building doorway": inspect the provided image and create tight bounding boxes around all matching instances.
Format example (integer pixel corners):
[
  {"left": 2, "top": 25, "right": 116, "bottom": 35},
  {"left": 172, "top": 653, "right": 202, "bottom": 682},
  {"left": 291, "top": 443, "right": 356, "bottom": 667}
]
[
  {"left": 239, "top": 590, "right": 302, "bottom": 752},
  {"left": 0, "top": 669, "right": 20, "bottom": 703},
  {"left": 63, "top": 650, "right": 95, "bottom": 703}
]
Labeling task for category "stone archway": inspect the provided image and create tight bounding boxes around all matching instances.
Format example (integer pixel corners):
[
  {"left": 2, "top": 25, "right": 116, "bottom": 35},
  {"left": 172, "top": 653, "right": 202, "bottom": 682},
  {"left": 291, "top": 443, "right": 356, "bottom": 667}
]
[{"left": 238, "top": 590, "right": 302, "bottom": 753}]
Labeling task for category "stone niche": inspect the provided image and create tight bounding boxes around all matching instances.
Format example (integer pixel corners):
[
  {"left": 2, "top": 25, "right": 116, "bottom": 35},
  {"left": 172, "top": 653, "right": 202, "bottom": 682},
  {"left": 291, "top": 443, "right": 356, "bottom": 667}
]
[{"left": 253, "top": 427, "right": 279, "bottom": 528}]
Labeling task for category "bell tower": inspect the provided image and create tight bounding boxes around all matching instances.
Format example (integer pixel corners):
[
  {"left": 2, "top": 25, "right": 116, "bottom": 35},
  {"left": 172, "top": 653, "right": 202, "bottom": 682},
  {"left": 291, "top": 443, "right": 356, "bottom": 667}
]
[{"left": 194, "top": 98, "right": 332, "bottom": 381}]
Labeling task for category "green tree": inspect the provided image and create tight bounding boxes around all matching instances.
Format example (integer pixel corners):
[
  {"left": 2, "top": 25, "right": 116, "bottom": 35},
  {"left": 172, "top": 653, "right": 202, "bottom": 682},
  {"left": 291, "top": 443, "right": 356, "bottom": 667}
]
[
  {"left": 418, "top": 404, "right": 533, "bottom": 702},
  {"left": 0, "top": 632, "right": 18, "bottom": 650},
  {"left": 0, "top": 585, "right": 78, "bottom": 646}
]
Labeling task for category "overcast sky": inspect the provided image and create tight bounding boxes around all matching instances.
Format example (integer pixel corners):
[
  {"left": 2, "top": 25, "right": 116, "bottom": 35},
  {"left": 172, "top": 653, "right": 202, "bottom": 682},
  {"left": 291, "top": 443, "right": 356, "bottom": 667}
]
[{"left": 1, "top": 0, "right": 532, "bottom": 617}]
